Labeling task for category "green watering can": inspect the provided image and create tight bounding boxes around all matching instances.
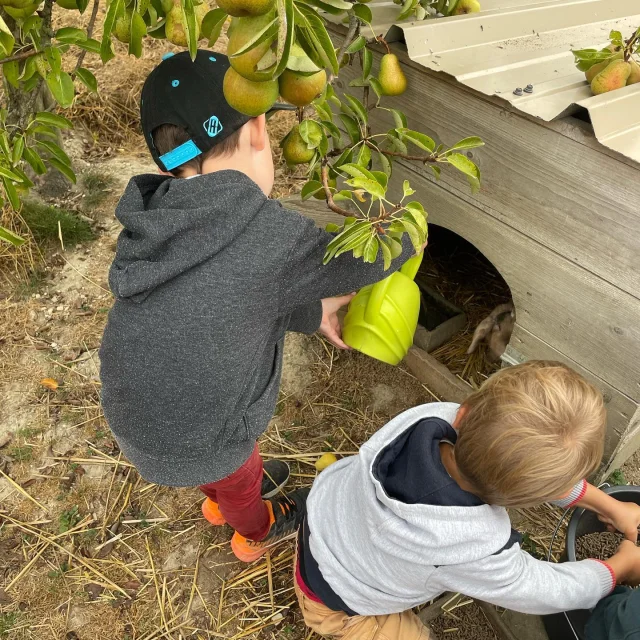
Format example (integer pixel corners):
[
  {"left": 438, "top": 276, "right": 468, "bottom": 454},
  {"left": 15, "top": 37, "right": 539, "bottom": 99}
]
[{"left": 342, "top": 252, "right": 423, "bottom": 366}]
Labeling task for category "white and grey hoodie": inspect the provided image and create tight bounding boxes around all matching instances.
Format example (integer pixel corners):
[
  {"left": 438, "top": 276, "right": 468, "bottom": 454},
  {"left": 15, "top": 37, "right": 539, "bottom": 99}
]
[{"left": 303, "top": 402, "right": 614, "bottom": 616}]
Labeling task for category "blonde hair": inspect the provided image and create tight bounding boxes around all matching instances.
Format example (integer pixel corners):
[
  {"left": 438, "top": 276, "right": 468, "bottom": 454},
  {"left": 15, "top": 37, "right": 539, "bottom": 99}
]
[{"left": 455, "top": 360, "right": 606, "bottom": 508}]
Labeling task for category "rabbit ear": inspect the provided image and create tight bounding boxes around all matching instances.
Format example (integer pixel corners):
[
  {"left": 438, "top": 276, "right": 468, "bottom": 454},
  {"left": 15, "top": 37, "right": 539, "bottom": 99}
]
[
  {"left": 466, "top": 316, "right": 495, "bottom": 354},
  {"left": 487, "top": 314, "right": 516, "bottom": 362}
]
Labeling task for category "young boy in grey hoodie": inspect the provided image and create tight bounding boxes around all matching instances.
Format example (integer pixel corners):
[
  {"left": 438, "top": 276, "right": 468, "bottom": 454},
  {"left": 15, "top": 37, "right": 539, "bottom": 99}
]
[
  {"left": 296, "top": 361, "right": 640, "bottom": 639},
  {"left": 99, "top": 50, "right": 419, "bottom": 563}
]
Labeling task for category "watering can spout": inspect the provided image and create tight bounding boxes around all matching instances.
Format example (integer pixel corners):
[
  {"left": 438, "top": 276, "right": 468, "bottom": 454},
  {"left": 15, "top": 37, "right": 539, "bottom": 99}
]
[{"left": 400, "top": 252, "right": 424, "bottom": 280}]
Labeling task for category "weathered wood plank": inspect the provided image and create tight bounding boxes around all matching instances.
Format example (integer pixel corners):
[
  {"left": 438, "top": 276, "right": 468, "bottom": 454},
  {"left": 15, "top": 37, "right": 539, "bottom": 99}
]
[
  {"left": 329, "top": 36, "right": 640, "bottom": 299},
  {"left": 385, "top": 163, "right": 640, "bottom": 401}
]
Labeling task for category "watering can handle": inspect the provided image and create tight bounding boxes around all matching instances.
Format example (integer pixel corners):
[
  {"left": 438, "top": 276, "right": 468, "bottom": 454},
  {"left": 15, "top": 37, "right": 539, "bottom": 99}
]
[
  {"left": 400, "top": 252, "right": 424, "bottom": 280},
  {"left": 364, "top": 276, "right": 393, "bottom": 325}
]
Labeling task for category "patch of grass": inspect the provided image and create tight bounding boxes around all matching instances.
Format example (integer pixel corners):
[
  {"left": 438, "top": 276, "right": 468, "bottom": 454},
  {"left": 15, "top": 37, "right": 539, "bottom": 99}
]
[
  {"left": 81, "top": 169, "right": 115, "bottom": 210},
  {"left": 15, "top": 426, "right": 44, "bottom": 439},
  {"left": 59, "top": 505, "right": 80, "bottom": 533},
  {"left": 0, "top": 612, "right": 19, "bottom": 635},
  {"left": 607, "top": 469, "right": 627, "bottom": 486},
  {"left": 8, "top": 445, "right": 33, "bottom": 462},
  {"left": 20, "top": 199, "right": 94, "bottom": 246}
]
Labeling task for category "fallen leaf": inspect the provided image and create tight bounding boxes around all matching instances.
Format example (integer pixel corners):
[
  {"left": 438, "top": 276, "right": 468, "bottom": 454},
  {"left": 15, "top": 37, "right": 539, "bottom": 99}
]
[{"left": 40, "top": 378, "right": 60, "bottom": 391}]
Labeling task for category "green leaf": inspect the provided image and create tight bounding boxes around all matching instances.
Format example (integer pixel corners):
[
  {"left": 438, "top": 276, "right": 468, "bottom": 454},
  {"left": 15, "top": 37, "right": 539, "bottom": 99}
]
[
  {"left": 369, "top": 77, "right": 383, "bottom": 103},
  {"left": 334, "top": 226, "right": 373, "bottom": 258},
  {"left": 76, "top": 67, "right": 98, "bottom": 92},
  {"left": 333, "top": 190, "right": 353, "bottom": 202},
  {"left": 11, "top": 136, "right": 24, "bottom": 166},
  {"left": 340, "top": 163, "right": 386, "bottom": 199},
  {"left": 447, "top": 153, "right": 481, "bottom": 192},
  {"left": 357, "top": 143, "right": 371, "bottom": 168},
  {"left": 45, "top": 46, "right": 63, "bottom": 75},
  {"left": 448, "top": 136, "right": 484, "bottom": 152},
  {"left": 371, "top": 170, "right": 388, "bottom": 189},
  {"left": 400, "top": 128, "right": 435, "bottom": 152},
  {"left": 381, "top": 234, "right": 402, "bottom": 259},
  {"left": 383, "top": 131, "right": 408, "bottom": 154},
  {"left": 325, "top": 220, "right": 371, "bottom": 262},
  {"left": 401, "top": 218, "right": 422, "bottom": 252},
  {"left": 0, "top": 15, "right": 15, "bottom": 56},
  {"left": 55, "top": 27, "right": 88, "bottom": 43},
  {"left": 230, "top": 17, "right": 277, "bottom": 57},
  {"left": 346, "top": 35, "right": 366, "bottom": 54},
  {"left": 304, "top": 0, "right": 351, "bottom": 15},
  {"left": 45, "top": 71, "right": 75, "bottom": 108},
  {"left": 181, "top": 0, "right": 199, "bottom": 60},
  {"left": 376, "top": 149, "right": 391, "bottom": 176},
  {"left": 380, "top": 107, "right": 407, "bottom": 129},
  {"left": 49, "top": 157, "right": 76, "bottom": 184},
  {"left": 299, "top": 120, "right": 323, "bottom": 148},
  {"left": 404, "top": 201, "right": 428, "bottom": 234},
  {"left": 362, "top": 47, "right": 372, "bottom": 79},
  {"left": 0, "top": 224, "right": 25, "bottom": 247},
  {"left": 287, "top": 43, "right": 322, "bottom": 73},
  {"left": 128, "top": 10, "right": 147, "bottom": 57},
  {"left": 353, "top": 3, "right": 372, "bottom": 23},
  {"left": 363, "top": 234, "right": 379, "bottom": 263},
  {"left": 76, "top": 38, "right": 102, "bottom": 54},
  {"left": 23, "top": 15, "right": 42, "bottom": 35},
  {"left": 379, "top": 235, "right": 391, "bottom": 269},
  {"left": 301, "top": 179, "right": 323, "bottom": 200},
  {"left": 34, "top": 112, "right": 74, "bottom": 130},
  {"left": 201, "top": 8, "right": 227, "bottom": 46},
  {"left": 609, "top": 30, "right": 623, "bottom": 47},
  {"left": 20, "top": 56, "right": 38, "bottom": 82},
  {"left": 325, "top": 222, "right": 341, "bottom": 233},
  {"left": 101, "top": 0, "right": 123, "bottom": 62},
  {"left": 2, "top": 178, "right": 20, "bottom": 210},
  {"left": 296, "top": 5, "right": 338, "bottom": 75},
  {"left": 431, "top": 165, "right": 441, "bottom": 180},
  {"left": 36, "top": 139, "right": 72, "bottom": 166},
  {"left": 23, "top": 147, "right": 46, "bottom": 175},
  {"left": 274, "top": 0, "right": 294, "bottom": 77},
  {"left": 77, "top": 0, "right": 89, "bottom": 13},
  {"left": 402, "top": 180, "right": 414, "bottom": 198},
  {"left": 338, "top": 113, "right": 361, "bottom": 144},
  {"left": 397, "top": 0, "right": 419, "bottom": 21},
  {"left": 343, "top": 93, "right": 368, "bottom": 124},
  {"left": 314, "top": 101, "right": 333, "bottom": 122},
  {"left": 0, "top": 165, "right": 23, "bottom": 182},
  {"left": 3, "top": 60, "right": 19, "bottom": 88}
]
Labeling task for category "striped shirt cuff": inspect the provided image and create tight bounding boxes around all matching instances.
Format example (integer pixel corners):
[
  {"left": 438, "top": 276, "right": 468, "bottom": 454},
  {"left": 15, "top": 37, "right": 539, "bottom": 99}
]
[
  {"left": 590, "top": 559, "right": 617, "bottom": 596},
  {"left": 550, "top": 479, "right": 587, "bottom": 509}
]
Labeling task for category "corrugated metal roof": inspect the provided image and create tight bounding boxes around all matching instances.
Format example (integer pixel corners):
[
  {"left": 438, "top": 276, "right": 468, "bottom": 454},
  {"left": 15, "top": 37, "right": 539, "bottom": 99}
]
[{"left": 360, "top": 0, "right": 640, "bottom": 162}]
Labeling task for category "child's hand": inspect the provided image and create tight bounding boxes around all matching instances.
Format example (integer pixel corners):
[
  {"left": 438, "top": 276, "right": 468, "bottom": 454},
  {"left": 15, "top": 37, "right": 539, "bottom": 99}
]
[
  {"left": 606, "top": 540, "right": 640, "bottom": 587},
  {"left": 599, "top": 501, "right": 640, "bottom": 543},
  {"left": 319, "top": 294, "right": 355, "bottom": 350}
]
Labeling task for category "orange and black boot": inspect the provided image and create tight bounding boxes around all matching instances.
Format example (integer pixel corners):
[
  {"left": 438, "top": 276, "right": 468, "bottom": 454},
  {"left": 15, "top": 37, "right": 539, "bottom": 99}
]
[
  {"left": 231, "top": 488, "right": 310, "bottom": 563},
  {"left": 201, "top": 460, "right": 290, "bottom": 526}
]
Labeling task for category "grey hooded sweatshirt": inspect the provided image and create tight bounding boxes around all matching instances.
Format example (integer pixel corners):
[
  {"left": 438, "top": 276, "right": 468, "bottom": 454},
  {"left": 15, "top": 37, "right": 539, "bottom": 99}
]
[
  {"left": 305, "top": 402, "right": 614, "bottom": 616},
  {"left": 99, "top": 170, "right": 413, "bottom": 487}
]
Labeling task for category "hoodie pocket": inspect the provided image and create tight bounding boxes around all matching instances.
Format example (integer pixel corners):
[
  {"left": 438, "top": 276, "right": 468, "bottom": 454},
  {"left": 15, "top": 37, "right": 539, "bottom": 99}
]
[{"left": 242, "top": 340, "right": 283, "bottom": 440}]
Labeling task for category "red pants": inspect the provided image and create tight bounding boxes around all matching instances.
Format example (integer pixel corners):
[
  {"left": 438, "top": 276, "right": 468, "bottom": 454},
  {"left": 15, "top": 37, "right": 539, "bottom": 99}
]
[{"left": 199, "top": 444, "right": 271, "bottom": 540}]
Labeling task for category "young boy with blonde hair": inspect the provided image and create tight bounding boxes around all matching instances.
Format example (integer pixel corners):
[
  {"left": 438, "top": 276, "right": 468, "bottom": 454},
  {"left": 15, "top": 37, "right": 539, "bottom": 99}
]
[{"left": 296, "top": 361, "right": 640, "bottom": 639}]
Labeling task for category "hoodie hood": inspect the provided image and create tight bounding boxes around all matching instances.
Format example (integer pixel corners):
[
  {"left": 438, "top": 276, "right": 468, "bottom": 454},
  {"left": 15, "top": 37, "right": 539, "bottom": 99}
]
[{"left": 110, "top": 170, "right": 267, "bottom": 302}]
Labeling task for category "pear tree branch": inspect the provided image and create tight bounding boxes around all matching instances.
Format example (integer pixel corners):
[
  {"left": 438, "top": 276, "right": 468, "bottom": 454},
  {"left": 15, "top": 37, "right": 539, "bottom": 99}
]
[
  {"left": 74, "top": 0, "right": 100, "bottom": 72},
  {"left": 321, "top": 162, "right": 358, "bottom": 218},
  {"left": 331, "top": 10, "right": 359, "bottom": 82}
]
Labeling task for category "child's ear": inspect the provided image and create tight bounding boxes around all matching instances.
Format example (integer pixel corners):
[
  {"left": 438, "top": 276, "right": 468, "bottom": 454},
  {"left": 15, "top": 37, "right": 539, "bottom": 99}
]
[
  {"left": 248, "top": 114, "right": 267, "bottom": 152},
  {"left": 452, "top": 405, "right": 468, "bottom": 429},
  {"left": 157, "top": 167, "right": 173, "bottom": 176}
]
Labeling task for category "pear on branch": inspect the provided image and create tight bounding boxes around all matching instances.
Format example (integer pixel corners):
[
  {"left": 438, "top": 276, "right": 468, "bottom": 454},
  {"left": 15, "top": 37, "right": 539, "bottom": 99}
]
[
  {"left": 223, "top": 67, "right": 279, "bottom": 116},
  {"left": 279, "top": 69, "right": 327, "bottom": 107},
  {"left": 591, "top": 58, "right": 631, "bottom": 95},
  {"left": 216, "top": 0, "right": 274, "bottom": 18},
  {"left": 377, "top": 53, "right": 407, "bottom": 96},
  {"left": 227, "top": 13, "right": 276, "bottom": 81}
]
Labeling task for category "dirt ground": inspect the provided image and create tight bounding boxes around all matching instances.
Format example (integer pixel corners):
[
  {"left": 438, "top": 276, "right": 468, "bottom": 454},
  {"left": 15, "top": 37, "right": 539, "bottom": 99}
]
[{"left": 1, "top": 25, "right": 639, "bottom": 640}]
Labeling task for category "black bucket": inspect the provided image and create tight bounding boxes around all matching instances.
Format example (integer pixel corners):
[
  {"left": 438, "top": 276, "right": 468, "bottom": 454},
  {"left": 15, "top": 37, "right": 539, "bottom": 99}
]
[{"left": 543, "top": 485, "right": 640, "bottom": 640}]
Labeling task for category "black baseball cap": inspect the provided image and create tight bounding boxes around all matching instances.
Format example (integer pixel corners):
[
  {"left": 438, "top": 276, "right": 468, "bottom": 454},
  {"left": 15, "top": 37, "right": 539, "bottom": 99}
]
[{"left": 140, "top": 49, "right": 295, "bottom": 172}]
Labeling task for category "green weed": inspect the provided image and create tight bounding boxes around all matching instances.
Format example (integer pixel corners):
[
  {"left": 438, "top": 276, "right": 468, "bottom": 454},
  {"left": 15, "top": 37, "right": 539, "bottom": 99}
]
[
  {"left": 8, "top": 445, "right": 33, "bottom": 462},
  {"left": 14, "top": 269, "right": 47, "bottom": 298},
  {"left": 59, "top": 505, "right": 80, "bottom": 533},
  {"left": 0, "top": 612, "right": 19, "bottom": 636},
  {"left": 607, "top": 469, "right": 627, "bottom": 486},
  {"left": 81, "top": 170, "right": 115, "bottom": 210},
  {"left": 20, "top": 199, "right": 94, "bottom": 246}
]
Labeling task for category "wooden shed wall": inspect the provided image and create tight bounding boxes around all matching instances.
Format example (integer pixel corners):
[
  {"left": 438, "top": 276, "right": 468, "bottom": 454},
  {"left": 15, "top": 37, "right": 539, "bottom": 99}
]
[{"left": 323, "top": 33, "right": 640, "bottom": 469}]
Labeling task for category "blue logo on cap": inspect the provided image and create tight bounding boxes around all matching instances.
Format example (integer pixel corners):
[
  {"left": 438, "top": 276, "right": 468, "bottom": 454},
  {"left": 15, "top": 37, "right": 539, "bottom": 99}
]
[
  {"left": 162, "top": 52, "right": 175, "bottom": 60},
  {"left": 203, "top": 115, "right": 223, "bottom": 138}
]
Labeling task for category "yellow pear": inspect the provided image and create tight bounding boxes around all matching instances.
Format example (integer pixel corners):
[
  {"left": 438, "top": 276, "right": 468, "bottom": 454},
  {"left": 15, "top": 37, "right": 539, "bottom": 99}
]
[
  {"left": 216, "top": 0, "right": 273, "bottom": 17},
  {"left": 377, "top": 53, "right": 407, "bottom": 96},
  {"left": 453, "top": 0, "right": 480, "bottom": 14},
  {"left": 591, "top": 59, "right": 631, "bottom": 95},
  {"left": 627, "top": 60, "right": 640, "bottom": 85},
  {"left": 227, "top": 13, "right": 275, "bottom": 81},
  {"left": 585, "top": 52, "right": 623, "bottom": 83},
  {"left": 114, "top": 9, "right": 133, "bottom": 43},
  {"left": 223, "top": 67, "right": 278, "bottom": 116},
  {"left": 315, "top": 453, "right": 338, "bottom": 471},
  {"left": 282, "top": 125, "right": 315, "bottom": 165},
  {"left": 165, "top": 6, "right": 188, "bottom": 45},
  {"left": 278, "top": 69, "right": 327, "bottom": 107}
]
